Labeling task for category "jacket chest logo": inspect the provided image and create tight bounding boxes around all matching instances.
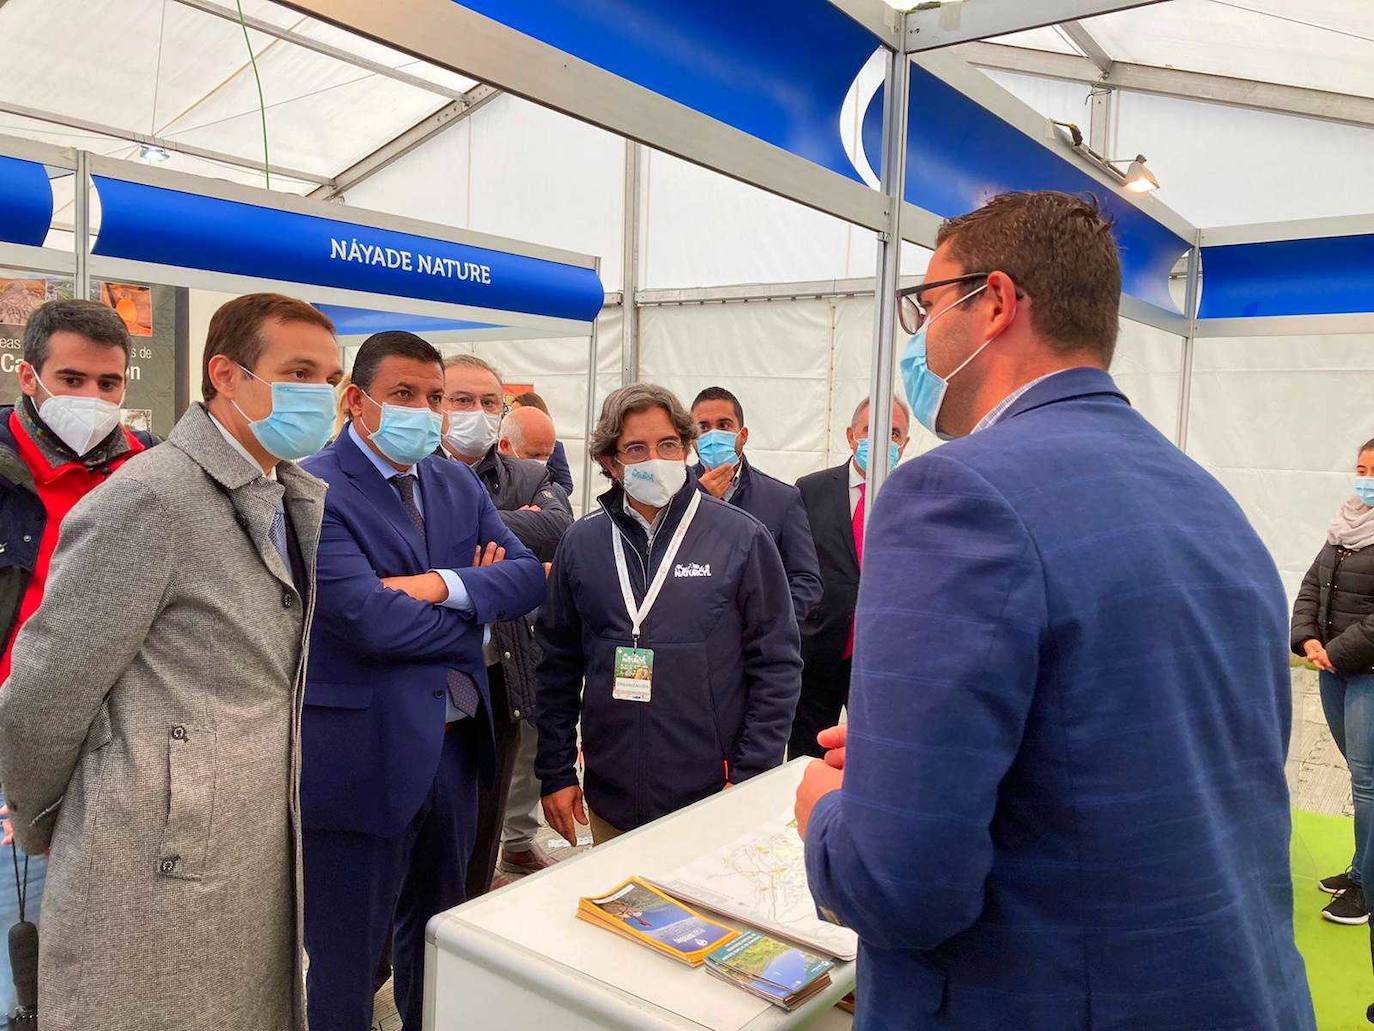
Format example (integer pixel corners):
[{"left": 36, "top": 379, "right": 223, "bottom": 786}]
[{"left": 673, "top": 562, "right": 711, "bottom": 578}]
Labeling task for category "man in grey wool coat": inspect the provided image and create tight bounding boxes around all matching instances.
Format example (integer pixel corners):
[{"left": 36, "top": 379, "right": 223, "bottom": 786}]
[{"left": 0, "top": 293, "right": 343, "bottom": 1031}]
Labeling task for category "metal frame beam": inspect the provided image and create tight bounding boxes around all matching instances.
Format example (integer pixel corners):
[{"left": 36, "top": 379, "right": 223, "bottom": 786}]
[
  {"left": 825, "top": 0, "right": 903, "bottom": 51},
  {"left": 1060, "top": 21, "right": 1114, "bottom": 76},
  {"left": 960, "top": 42, "right": 1374, "bottom": 131},
  {"left": 311, "top": 83, "right": 500, "bottom": 200},
  {"left": 1174, "top": 235, "right": 1201, "bottom": 451},
  {"left": 862, "top": 46, "right": 910, "bottom": 508},
  {"left": 905, "top": 1, "right": 1166, "bottom": 53},
  {"left": 0, "top": 101, "right": 331, "bottom": 186},
  {"left": 168, "top": 0, "right": 474, "bottom": 102},
  {"left": 620, "top": 142, "right": 644, "bottom": 386},
  {"left": 276, "top": 0, "right": 888, "bottom": 233}
]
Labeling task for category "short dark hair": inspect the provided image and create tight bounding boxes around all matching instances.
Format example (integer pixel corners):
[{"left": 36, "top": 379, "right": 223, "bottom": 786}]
[
  {"left": 513, "top": 391, "right": 548, "bottom": 414},
  {"left": 691, "top": 386, "right": 744, "bottom": 425},
  {"left": 935, "top": 190, "right": 1122, "bottom": 364},
  {"left": 351, "top": 331, "right": 443, "bottom": 392},
  {"left": 1361, "top": 438, "right": 1374, "bottom": 456},
  {"left": 203, "top": 294, "right": 335, "bottom": 401},
  {"left": 23, "top": 299, "right": 131, "bottom": 373}
]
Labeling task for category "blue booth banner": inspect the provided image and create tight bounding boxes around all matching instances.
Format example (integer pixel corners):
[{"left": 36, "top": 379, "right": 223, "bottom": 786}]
[
  {"left": 316, "top": 304, "right": 498, "bottom": 338},
  {"left": 451, "top": 0, "right": 882, "bottom": 185},
  {"left": 863, "top": 65, "right": 1190, "bottom": 312},
  {"left": 91, "top": 176, "right": 605, "bottom": 324},
  {"left": 0, "top": 155, "right": 55, "bottom": 248},
  {"left": 1200, "top": 234, "right": 1374, "bottom": 321}
]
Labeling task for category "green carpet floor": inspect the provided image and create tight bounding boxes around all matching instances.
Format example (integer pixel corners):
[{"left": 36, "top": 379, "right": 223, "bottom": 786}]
[{"left": 1293, "top": 809, "right": 1373, "bottom": 1029}]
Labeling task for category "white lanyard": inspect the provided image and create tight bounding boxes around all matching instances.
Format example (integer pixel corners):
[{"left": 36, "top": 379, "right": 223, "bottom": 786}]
[{"left": 611, "top": 489, "right": 702, "bottom": 645}]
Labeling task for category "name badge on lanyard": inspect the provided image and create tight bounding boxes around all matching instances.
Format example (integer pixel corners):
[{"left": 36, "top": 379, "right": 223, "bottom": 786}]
[{"left": 609, "top": 490, "right": 702, "bottom": 703}]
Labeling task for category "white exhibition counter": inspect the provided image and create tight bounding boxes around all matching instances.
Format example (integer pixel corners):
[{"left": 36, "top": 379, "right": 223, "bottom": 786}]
[{"left": 423, "top": 759, "right": 855, "bottom": 1030}]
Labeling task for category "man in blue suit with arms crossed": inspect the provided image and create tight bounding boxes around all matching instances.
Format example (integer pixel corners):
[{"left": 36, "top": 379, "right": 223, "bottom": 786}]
[
  {"left": 796, "top": 191, "right": 1314, "bottom": 1030},
  {"left": 300, "top": 331, "right": 545, "bottom": 1031}
]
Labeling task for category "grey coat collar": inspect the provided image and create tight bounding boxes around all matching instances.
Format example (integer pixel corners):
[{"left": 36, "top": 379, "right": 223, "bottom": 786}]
[{"left": 166, "top": 404, "right": 327, "bottom": 591}]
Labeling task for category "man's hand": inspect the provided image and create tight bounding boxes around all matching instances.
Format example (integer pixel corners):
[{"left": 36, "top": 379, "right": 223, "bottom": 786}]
[
  {"left": 543, "top": 562, "right": 553, "bottom": 578},
  {"left": 817, "top": 724, "right": 847, "bottom": 770},
  {"left": 1, "top": 804, "right": 12, "bottom": 847},
  {"left": 542, "top": 785, "right": 588, "bottom": 846},
  {"left": 698, "top": 462, "right": 736, "bottom": 500},
  {"left": 1303, "top": 638, "right": 1336, "bottom": 673},
  {"left": 380, "top": 572, "right": 449, "bottom": 605},
  {"left": 517, "top": 504, "right": 542, "bottom": 512},
  {"left": 473, "top": 541, "right": 507, "bottom": 567},
  {"left": 794, "top": 759, "right": 843, "bottom": 839}
]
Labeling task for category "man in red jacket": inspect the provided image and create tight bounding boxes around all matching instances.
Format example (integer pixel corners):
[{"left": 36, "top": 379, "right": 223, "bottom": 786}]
[{"left": 0, "top": 298, "right": 150, "bottom": 1024}]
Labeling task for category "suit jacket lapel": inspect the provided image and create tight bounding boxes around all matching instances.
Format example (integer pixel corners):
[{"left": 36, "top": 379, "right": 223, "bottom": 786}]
[
  {"left": 336, "top": 428, "right": 427, "bottom": 568},
  {"left": 279, "top": 462, "right": 327, "bottom": 588},
  {"left": 831, "top": 462, "right": 859, "bottom": 572}
]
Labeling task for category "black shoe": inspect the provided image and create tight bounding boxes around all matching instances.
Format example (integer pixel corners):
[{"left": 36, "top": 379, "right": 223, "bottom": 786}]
[
  {"left": 1322, "top": 869, "right": 1358, "bottom": 895},
  {"left": 1366, "top": 1000, "right": 1374, "bottom": 1024},
  {"left": 1322, "top": 885, "right": 1369, "bottom": 925}
]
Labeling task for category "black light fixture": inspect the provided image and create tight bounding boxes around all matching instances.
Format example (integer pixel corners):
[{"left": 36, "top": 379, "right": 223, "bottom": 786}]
[{"left": 1051, "top": 121, "right": 1161, "bottom": 194}]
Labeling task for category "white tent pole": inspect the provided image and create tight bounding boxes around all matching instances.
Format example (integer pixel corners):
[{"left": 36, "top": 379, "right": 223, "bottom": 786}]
[
  {"left": 73, "top": 150, "right": 91, "bottom": 300},
  {"left": 862, "top": 46, "right": 911, "bottom": 513},
  {"left": 581, "top": 259, "right": 602, "bottom": 516},
  {"left": 1174, "top": 235, "right": 1202, "bottom": 451},
  {"left": 620, "top": 142, "right": 644, "bottom": 386}
]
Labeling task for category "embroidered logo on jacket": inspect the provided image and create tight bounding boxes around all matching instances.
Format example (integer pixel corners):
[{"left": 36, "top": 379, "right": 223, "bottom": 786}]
[{"left": 673, "top": 562, "right": 712, "bottom": 578}]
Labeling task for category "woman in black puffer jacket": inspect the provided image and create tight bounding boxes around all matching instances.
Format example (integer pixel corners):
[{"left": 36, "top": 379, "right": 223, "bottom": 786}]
[{"left": 1292, "top": 437, "right": 1374, "bottom": 929}]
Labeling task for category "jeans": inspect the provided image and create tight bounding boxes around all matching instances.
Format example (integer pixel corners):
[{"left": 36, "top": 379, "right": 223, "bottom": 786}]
[
  {"left": 1319, "top": 670, "right": 1374, "bottom": 890},
  {"left": 0, "top": 788, "right": 46, "bottom": 1018}
]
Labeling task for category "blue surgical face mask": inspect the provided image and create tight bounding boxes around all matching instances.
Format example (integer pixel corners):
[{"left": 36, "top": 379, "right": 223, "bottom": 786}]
[
  {"left": 363, "top": 393, "right": 443, "bottom": 466},
  {"left": 233, "top": 365, "right": 336, "bottom": 461},
  {"left": 854, "top": 437, "right": 900, "bottom": 475},
  {"left": 899, "top": 283, "right": 990, "bottom": 439},
  {"left": 696, "top": 429, "right": 740, "bottom": 470},
  {"left": 1355, "top": 477, "right": 1374, "bottom": 507}
]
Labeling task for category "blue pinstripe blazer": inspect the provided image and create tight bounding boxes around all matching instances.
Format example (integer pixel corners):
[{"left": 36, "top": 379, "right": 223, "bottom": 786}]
[{"left": 805, "top": 368, "right": 1313, "bottom": 1030}]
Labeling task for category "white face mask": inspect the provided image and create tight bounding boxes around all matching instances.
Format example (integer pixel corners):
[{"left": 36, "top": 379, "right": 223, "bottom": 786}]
[
  {"left": 621, "top": 458, "right": 687, "bottom": 508},
  {"left": 33, "top": 372, "right": 125, "bottom": 456},
  {"left": 444, "top": 410, "right": 501, "bottom": 457}
]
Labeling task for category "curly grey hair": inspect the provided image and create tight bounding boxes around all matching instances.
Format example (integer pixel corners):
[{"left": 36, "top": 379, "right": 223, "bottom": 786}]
[{"left": 590, "top": 382, "right": 697, "bottom": 477}]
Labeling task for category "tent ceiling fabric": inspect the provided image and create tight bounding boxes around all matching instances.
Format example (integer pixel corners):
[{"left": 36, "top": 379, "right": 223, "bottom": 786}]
[
  {"left": 0, "top": 0, "right": 474, "bottom": 200},
  {"left": 969, "top": 0, "right": 1374, "bottom": 103}
]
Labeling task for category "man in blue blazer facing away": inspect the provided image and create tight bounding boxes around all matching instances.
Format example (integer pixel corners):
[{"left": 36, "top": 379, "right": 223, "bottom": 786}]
[
  {"left": 300, "top": 331, "right": 545, "bottom": 1031},
  {"left": 796, "top": 192, "right": 1314, "bottom": 1030}
]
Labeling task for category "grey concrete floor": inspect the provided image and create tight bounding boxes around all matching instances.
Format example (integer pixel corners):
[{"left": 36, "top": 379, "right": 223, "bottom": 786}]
[{"left": 372, "top": 670, "right": 1349, "bottom": 1029}]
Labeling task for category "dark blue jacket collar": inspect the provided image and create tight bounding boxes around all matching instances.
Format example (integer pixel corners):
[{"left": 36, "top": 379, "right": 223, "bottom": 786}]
[{"left": 1000, "top": 367, "right": 1127, "bottom": 424}]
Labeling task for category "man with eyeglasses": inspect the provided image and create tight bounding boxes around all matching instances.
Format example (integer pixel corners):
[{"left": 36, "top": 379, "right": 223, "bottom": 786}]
[
  {"left": 439, "top": 354, "right": 573, "bottom": 894},
  {"left": 535, "top": 383, "right": 802, "bottom": 845},
  {"left": 795, "top": 191, "right": 1313, "bottom": 1030}
]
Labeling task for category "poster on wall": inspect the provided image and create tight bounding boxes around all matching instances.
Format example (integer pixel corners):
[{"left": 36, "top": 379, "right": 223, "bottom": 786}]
[{"left": 0, "top": 275, "right": 186, "bottom": 439}]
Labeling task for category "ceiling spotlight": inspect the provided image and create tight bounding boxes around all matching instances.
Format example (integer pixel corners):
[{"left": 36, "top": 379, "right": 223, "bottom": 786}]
[
  {"left": 1050, "top": 123, "right": 1161, "bottom": 195},
  {"left": 138, "top": 144, "right": 171, "bottom": 164},
  {"left": 1122, "top": 155, "right": 1161, "bottom": 194}
]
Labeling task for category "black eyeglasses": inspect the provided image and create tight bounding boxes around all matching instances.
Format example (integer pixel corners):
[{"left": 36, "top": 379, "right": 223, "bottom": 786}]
[{"left": 896, "top": 273, "right": 993, "bottom": 335}]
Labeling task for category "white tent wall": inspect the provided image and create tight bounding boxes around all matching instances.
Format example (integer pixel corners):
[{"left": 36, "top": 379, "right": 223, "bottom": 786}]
[
  {"left": 1185, "top": 334, "right": 1374, "bottom": 604},
  {"left": 465, "top": 307, "right": 623, "bottom": 516},
  {"left": 979, "top": 68, "right": 1374, "bottom": 226},
  {"left": 341, "top": 94, "right": 626, "bottom": 291},
  {"left": 638, "top": 295, "right": 1183, "bottom": 486}
]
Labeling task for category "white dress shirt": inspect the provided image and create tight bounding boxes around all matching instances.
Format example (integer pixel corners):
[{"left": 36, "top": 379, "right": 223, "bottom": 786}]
[
  {"left": 848, "top": 459, "right": 865, "bottom": 518},
  {"left": 208, "top": 410, "right": 276, "bottom": 480}
]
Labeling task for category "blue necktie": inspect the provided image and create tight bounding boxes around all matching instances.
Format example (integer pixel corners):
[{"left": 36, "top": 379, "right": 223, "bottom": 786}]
[{"left": 392, "top": 475, "right": 478, "bottom": 718}]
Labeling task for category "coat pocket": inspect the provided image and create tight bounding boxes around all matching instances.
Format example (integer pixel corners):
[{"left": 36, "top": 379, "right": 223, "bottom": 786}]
[{"left": 157, "top": 722, "right": 213, "bottom": 882}]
